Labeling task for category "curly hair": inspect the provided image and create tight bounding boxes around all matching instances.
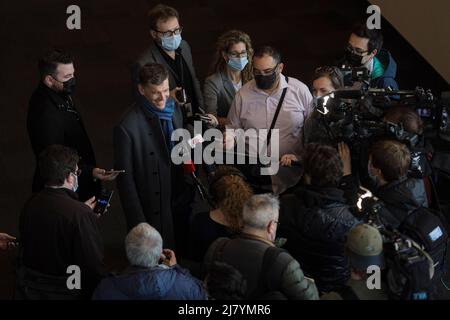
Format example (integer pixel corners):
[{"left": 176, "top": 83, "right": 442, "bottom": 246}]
[
  {"left": 210, "top": 30, "right": 254, "bottom": 84},
  {"left": 210, "top": 166, "right": 253, "bottom": 233},
  {"left": 302, "top": 143, "right": 343, "bottom": 187}
]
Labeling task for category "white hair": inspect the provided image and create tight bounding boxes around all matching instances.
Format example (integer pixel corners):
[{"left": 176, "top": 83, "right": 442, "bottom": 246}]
[
  {"left": 125, "top": 223, "right": 162, "bottom": 268},
  {"left": 242, "top": 194, "right": 279, "bottom": 230}
]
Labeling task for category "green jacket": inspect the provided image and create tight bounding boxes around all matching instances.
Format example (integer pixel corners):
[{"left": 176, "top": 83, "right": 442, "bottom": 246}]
[{"left": 202, "top": 235, "right": 319, "bottom": 300}]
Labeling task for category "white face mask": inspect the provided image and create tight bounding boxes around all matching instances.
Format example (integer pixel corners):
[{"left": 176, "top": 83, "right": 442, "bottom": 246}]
[
  {"left": 72, "top": 173, "right": 79, "bottom": 192},
  {"left": 367, "top": 164, "right": 380, "bottom": 190}
]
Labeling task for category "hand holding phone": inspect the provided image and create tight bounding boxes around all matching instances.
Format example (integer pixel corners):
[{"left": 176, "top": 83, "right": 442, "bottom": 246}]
[
  {"left": 106, "top": 170, "right": 125, "bottom": 174},
  {"left": 93, "top": 189, "right": 114, "bottom": 216}
]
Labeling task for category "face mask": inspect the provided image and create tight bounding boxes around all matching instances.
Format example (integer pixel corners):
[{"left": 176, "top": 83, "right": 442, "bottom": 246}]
[
  {"left": 367, "top": 165, "right": 380, "bottom": 190},
  {"left": 161, "top": 34, "right": 182, "bottom": 51},
  {"left": 254, "top": 71, "right": 278, "bottom": 90},
  {"left": 228, "top": 56, "right": 248, "bottom": 71},
  {"left": 345, "top": 49, "right": 364, "bottom": 67},
  {"left": 312, "top": 96, "right": 319, "bottom": 109},
  {"left": 62, "top": 77, "right": 76, "bottom": 95},
  {"left": 72, "top": 173, "right": 79, "bottom": 192}
]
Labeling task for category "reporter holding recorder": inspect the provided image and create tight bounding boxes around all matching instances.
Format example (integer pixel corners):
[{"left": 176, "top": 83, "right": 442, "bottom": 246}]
[{"left": 17, "top": 145, "right": 105, "bottom": 300}]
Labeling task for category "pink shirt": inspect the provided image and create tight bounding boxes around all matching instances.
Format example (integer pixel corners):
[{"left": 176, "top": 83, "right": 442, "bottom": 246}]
[
  {"left": 226, "top": 74, "right": 313, "bottom": 194},
  {"left": 226, "top": 74, "right": 313, "bottom": 157}
]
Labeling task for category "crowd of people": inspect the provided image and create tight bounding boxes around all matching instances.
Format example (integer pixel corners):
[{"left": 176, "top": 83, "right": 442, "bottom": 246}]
[{"left": 1, "top": 3, "right": 448, "bottom": 300}]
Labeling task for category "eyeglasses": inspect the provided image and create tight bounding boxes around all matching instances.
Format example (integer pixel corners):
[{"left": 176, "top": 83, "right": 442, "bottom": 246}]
[
  {"left": 253, "top": 63, "right": 279, "bottom": 76},
  {"left": 228, "top": 51, "right": 247, "bottom": 59},
  {"left": 273, "top": 220, "right": 281, "bottom": 226},
  {"left": 154, "top": 27, "right": 183, "bottom": 38},
  {"left": 71, "top": 168, "right": 82, "bottom": 177},
  {"left": 346, "top": 44, "right": 369, "bottom": 56}
]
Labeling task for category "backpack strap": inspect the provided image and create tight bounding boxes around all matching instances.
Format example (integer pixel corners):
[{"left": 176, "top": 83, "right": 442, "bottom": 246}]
[
  {"left": 260, "top": 246, "right": 291, "bottom": 294},
  {"left": 212, "top": 237, "right": 230, "bottom": 263}
]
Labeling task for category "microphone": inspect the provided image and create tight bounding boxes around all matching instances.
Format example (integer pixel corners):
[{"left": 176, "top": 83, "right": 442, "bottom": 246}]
[{"left": 182, "top": 161, "right": 196, "bottom": 174}]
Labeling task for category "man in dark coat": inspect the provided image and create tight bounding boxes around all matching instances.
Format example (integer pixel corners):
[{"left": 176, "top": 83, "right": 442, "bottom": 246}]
[
  {"left": 114, "top": 63, "right": 191, "bottom": 251},
  {"left": 18, "top": 145, "right": 105, "bottom": 300},
  {"left": 368, "top": 139, "right": 428, "bottom": 228},
  {"left": 27, "top": 49, "right": 118, "bottom": 201},
  {"left": 279, "top": 143, "right": 359, "bottom": 294},
  {"left": 132, "top": 4, "right": 218, "bottom": 129}
]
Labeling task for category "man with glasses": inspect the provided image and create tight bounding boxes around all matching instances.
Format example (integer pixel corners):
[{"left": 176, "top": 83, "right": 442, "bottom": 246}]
[
  {"left": 17, "top": 145, "right": 105, "bottom": 299},
  {"left": 133, "top": 4, "right": 209, "bottom": 121},
  {"left": 225, "top": 46, "right": 313, "bottom": 194},
  {"left": 27, "top": 49, "right": 118, "bottom": 202},
  {"left": 202, "top": 194, "right": 319, "bottom": 299},
  {"left": 341, "top": 23, "right": 398, "bottom": 90}
]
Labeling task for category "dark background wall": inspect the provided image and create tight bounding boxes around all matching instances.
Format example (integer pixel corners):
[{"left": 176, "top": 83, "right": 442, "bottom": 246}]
[{"left": 0, "top": 0, "right": 448, "bottom": 298}]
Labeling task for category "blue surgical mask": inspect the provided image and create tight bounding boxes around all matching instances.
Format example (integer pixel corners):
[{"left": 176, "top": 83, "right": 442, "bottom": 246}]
[
  {"left": 72, "top": 174, "right": 79, "bottom": 192},
  {"left": 228, "top": 56, "right": 248, "bottom": 71},
  {"left": 367, "top": 165, "right": 380, "bottom": 190},
  {"left": 161, "top": 34, "right": 182, "bottom": 51}
]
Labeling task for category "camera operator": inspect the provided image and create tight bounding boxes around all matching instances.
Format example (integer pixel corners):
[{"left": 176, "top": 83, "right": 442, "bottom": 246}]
[
  {"left": 340, "top": 23, "right": 398, "bottom": 91},
  {"left": 368, "top": 139, "right": 428, "bottom": 228},
  {"left": 279, "top": 143, "right": 360, "bottom": 294},
  {"left": 301, "top": 66, "right": 344, "bottom": 146},
  {"left": 383, "top": 107, "right": 434, "bottom": 205},
  {"left": 321, "top": 224, "right": 387, "bottom": 300}
]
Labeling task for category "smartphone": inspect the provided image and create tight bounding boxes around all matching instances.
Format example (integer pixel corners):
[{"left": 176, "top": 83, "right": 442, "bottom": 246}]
[
  {"left": 106, "top": 169, "right": 125, "bottom": 174},
  {"left": 94, "top": 189, "right": 114, "bottom": 215},
  {"left": 176, "top": 88, "right": 186, "bottom": 104},
  {"left": 7, "top": 240, "right": 19, "bottom": 249}
]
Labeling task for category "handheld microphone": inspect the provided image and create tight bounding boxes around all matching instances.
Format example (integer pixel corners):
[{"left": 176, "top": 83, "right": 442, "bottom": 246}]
[{"left": 182, "top": 161, "right": 196, "bottom": 174}]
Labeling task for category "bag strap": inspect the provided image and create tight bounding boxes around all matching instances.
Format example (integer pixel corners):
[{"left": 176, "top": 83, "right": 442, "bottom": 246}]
[
  {"left": 212, "top": 237, "right": 230, "bottom": 263},
  {"left": 261, "top": 246, "right": 289, "bottom": 293},
  {"left": 266, "top": 76, "right": 289, "bottom": 147}
]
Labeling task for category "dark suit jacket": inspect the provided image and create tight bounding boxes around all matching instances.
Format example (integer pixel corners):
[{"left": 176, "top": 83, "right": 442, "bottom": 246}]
[
  {"left": 113, "top": 102, "right": 184, "bottom": 249},
  {"left": 19, "top": 187, "right": 105, "bottom": 298},
  {"left": 203, "top": 70, "right": 237, "bottom": 117},
  {"left": 27, "top": 83, "right": 99, "bottom": 201},
  {"left": 132, "top": 40, "right": 204, "bottom": 110}
]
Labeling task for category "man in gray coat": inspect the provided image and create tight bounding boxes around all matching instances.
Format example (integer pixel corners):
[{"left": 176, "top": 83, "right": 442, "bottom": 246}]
[
  {"left": 132, "top": 4, "right": 204, "bottom": 118},
  {"left": 202, "top": 194, "right": 319, "bottom": 300},
  {"left": 115, "top": 63, "right": 189, "bottom": 250}
]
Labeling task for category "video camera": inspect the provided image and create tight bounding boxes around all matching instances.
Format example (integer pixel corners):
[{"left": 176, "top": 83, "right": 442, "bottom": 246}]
[{"left": 356, "top": 189, "right": 435, "bottom": 300}]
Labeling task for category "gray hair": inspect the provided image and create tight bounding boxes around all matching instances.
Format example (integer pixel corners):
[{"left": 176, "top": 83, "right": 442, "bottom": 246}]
[
  {"left": 242, "top": 194, "right": 279, "bottom": 230},
  {"left": 125, "top": 223, "right": 162, "bottom": 268}
]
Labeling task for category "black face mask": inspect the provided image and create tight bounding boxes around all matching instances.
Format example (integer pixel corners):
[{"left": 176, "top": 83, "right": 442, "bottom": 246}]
[
  {"left": 345, "top": 49, "right": 364, "bottom": 67},
  {"left": 62, "top": 77, "right": 77, "bottom": 95},
  {"left": 254, "top": 71, "right": 278, "bottom": 90}
]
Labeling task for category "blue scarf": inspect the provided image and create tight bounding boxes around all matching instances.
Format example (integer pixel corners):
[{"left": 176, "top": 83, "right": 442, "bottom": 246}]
[{"left": 139, "top": 95, "right": 175, "bottom": 150}]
